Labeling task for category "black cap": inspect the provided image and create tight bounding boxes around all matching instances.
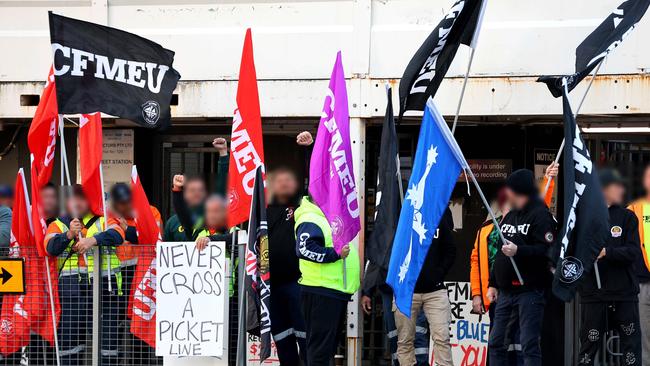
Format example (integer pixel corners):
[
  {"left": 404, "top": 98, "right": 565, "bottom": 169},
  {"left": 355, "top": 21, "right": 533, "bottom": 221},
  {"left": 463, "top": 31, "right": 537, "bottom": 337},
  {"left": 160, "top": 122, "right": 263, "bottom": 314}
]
[
  {"left": 110, "top": 183, "right": 132, "bottom": 203},
  {"left": 599, "top": 168, "right": 625, "bottom": 188},
  {"left": 505, "top": 169, "right": 537, "bottom": 197}
]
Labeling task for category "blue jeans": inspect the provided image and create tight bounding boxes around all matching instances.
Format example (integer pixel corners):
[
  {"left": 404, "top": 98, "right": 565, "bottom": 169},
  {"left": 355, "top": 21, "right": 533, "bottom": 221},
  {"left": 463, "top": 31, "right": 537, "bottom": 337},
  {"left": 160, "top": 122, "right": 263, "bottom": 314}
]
[
  {"left": 381, "top": 291, "right": 430, "bottom": 366},
  {"left": 488, "top": 290, "right": 545, "bottom": 366}
]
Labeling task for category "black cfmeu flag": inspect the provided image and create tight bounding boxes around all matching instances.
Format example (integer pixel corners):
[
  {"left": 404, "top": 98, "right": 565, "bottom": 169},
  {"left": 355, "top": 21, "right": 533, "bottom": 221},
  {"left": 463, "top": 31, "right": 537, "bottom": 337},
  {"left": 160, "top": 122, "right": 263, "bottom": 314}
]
[
  {"left": 49, "top": 12, "right": 181, "bottom": 129},
  {"left": 538, "top": 0, "right": 650, "bottom": 98},
  {"left": 398, "top": 0, "right": 485, "bottom": 117},
  {"left": 245, "top": 166, "right": 272, "bottom": 361},
  {"left": 367, "top": 87, "right": 402, "bottom": 271},
  {"left": 553, "top": 84, "right": 610, "bottom": 302}
]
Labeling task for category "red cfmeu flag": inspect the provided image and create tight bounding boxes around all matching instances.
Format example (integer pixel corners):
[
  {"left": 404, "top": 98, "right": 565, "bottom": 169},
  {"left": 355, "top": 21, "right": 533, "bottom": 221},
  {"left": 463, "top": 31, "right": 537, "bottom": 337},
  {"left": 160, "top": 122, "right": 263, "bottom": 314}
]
[
  {"left": 79, "top": 113, "right": 104, "bottom": 216},
  {"left": 28, "top": 67, "right": 59, "bottom": 254},
  {"left": 129, "top": 166, "right": 159, "bottom": 347},
  {"left": 0, "top": 170, "right": 35, "bottom": 355},
  {"left": 227, "top": 28, "right": 265, "bottom": 228}
]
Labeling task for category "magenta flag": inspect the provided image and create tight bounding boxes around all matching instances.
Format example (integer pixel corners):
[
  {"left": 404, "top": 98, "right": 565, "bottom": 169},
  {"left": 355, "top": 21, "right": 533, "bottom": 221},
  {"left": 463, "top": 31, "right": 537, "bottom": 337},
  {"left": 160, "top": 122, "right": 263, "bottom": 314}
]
[{"left": 309, "top": 51, "right": 361, "bottom": 253}]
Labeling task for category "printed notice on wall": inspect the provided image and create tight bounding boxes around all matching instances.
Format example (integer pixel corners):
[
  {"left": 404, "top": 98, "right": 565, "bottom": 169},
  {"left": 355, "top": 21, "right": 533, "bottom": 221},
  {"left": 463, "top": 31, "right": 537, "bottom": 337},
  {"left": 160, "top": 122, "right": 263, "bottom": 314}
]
[
  {"left": 429, "top": 282, "right": 490, "bottom": 366},
  {"left": 534, "top": 149, "right": 558, "bottom": 215},
  {"left": 156, "top": 242, "right": 227, "bottom": 358},
  {"left": 102, "top": 129, "right": 134, "bottom": 189}
]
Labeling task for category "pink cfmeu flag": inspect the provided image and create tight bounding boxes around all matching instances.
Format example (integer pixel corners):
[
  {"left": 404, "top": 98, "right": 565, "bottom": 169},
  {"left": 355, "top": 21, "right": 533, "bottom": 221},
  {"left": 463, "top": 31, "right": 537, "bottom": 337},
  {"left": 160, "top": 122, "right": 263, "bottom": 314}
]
[{"left": 309, "top": 51, "right": 360, "bottom": 253}]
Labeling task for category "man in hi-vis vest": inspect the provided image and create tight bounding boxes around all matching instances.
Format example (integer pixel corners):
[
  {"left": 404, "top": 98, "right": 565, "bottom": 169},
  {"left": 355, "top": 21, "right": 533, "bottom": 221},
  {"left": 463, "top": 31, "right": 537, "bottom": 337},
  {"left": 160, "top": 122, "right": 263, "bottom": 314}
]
[
  {"left": 294, "top": 196, "right": 360, "bottom": 366},
  {"left": 44, "top": 185, "right": 125, "bottom": 365},
  {"left": 628, "top": 164, "right": 650, "bottom": 365}
]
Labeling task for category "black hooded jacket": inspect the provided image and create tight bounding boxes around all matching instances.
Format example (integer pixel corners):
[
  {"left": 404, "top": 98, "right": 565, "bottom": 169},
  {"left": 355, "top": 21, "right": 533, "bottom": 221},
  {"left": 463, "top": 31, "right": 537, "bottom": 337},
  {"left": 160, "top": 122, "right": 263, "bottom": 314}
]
[{"left": 489, "top": 197, "right": 557, "bottom": 292}]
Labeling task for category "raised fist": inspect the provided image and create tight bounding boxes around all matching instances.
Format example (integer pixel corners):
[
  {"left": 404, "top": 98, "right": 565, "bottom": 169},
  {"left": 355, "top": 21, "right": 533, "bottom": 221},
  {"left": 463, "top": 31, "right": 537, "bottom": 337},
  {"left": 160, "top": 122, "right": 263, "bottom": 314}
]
[
  {"left": 296, "top": 131, "right": 313, "bottom": 146},
  {"left": 212, "top": 138, "right": 228, "bottom": 156},
  {"left": 172, "top": 175, "right": 185, "bottom": 191}
]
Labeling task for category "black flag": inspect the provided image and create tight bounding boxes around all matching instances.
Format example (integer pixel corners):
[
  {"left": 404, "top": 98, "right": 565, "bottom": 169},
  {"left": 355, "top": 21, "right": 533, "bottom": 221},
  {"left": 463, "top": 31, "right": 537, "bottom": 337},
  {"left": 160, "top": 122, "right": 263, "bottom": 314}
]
[
  {"left": 49, "top": 12, "right": 181, "bottom": 129},
  {"left": 398, "top": 0, "right": 485, "bottom": 117},
  {"left": 367, "top": 86, "right": 401, "bottom": 271},
  {"left": 538, "top": 0, "right": 650, "bottom": 97},
  {"left": 245, "top": 166, "right": 272, "bottom": 361},
  {"left": 553, "top": 83, "right": 610, "bottom": 302}
]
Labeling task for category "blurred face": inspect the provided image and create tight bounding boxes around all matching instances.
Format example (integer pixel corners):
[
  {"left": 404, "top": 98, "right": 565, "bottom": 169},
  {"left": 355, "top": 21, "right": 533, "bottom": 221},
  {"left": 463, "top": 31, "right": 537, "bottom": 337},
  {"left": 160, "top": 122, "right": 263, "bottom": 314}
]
[
  {"left": 0, "top": 197, "right": 12, "bottom": 209},
  {"left": 270, "top": 171, "right": 299, "bottom": 203},
  {"left": 184, "top": 179, "right": 207, "bottom": 207},
  {"left": 66, "top": 195, "right": 89, "bottom": 217},
  {"left": 112, "top": 201, "right": 133, "bottom": 218},
  {"left": 204, "top": 197, "right": 226, "bottom": 229},
  {"left": 603, "top": 183, "right": 625, "bottom": 206},
  {"left": 644, "top": 167, "right": 650, "bottom": 199},
  {"left": 40, "top": 187, "right": 58, "bottom": 218},
  {"left": 504, "top": 188, "right": 528, "bottom": 210}
]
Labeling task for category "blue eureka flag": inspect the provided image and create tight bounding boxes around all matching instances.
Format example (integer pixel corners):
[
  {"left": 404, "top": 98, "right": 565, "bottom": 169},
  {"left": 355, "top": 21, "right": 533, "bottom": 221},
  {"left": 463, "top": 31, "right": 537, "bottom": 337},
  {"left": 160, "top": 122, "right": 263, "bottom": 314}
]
[{"left": 387, "top": 99, "right": 469, "bottom": 317}]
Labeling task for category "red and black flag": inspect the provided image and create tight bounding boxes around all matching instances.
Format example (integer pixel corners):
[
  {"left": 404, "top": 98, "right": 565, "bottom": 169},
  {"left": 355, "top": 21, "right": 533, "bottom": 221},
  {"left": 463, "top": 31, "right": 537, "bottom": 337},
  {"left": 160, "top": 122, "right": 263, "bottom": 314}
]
[
  {"left": 539, "top": 0, "right": 650, "bottom": 97},
  {"left": 245, "top": 166, "right": 272, "bottom": 361}
]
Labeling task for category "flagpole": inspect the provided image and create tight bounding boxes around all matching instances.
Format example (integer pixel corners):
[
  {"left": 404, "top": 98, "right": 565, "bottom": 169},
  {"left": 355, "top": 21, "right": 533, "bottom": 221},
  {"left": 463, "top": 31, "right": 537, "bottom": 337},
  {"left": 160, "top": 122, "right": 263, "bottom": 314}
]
[
  {"left": 451, "top": 46, "right": 477, "bottom": 134},
  {"left": 59, "top": 117, "right": 89, "bottom": 267},
  {"left": 20, "top": 169, "right": 61, "bottom": 366},
  {"left": 541, "top": 59, "right": 605, "bottom": 197},
  {"left": 98, "top": 162, "right": 112, "bottom": 293},
  {"left": 465, "top": 166, "right": 525, "bottom": 285}
]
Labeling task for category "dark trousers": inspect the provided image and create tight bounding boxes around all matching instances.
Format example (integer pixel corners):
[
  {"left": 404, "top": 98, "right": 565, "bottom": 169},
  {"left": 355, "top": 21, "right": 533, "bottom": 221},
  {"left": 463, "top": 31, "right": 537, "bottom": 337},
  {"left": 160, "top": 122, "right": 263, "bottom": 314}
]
[
  {"left": 270, "top": 282, "right": 307, "bottom": 365},
  {"left": 578, "top": 301, "right": 641, "bottom": 365},
  {"left": 380, "top": 290, "right": 430, "bottom": 366},
  {"left": 488, "top": 290, "right": 545, "bottom": 366},
  {"left": 300, "top": 291, "right": 347, "bottom": 366},
  {"left": 58, "top": 274, "right": 122, "bottom": 365}
]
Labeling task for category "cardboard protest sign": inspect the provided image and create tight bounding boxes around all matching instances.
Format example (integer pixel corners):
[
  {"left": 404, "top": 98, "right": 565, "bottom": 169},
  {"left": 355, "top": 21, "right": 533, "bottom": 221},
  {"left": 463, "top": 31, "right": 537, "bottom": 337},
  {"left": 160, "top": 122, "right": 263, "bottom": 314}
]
[{"left": 156, "top": 242, "right": 228, "bottom": 358}]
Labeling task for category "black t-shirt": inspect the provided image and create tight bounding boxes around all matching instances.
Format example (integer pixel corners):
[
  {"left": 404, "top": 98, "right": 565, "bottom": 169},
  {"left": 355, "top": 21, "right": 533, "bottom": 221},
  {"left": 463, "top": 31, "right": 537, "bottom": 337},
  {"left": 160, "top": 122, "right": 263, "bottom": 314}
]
[
  {"left": 267, "top": 197, "right": 302, "bottom": 287},
  {"left": 414, "top": 209, "right": 456, "bottom": 293}
]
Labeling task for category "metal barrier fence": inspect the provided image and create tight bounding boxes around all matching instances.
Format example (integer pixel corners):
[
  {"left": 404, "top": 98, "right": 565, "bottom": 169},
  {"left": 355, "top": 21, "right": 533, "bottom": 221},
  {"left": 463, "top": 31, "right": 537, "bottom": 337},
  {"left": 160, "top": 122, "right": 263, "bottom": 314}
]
[{"left": 0, "top": 241, "right": 243, "bottom": 366}]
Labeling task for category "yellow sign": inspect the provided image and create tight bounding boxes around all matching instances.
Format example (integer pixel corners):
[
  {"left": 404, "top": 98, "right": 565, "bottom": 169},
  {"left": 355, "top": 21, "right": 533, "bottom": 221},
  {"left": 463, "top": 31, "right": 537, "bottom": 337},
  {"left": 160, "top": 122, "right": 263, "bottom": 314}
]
[{"left": 0, "top": 259, "right": 24, "bottom": 294}]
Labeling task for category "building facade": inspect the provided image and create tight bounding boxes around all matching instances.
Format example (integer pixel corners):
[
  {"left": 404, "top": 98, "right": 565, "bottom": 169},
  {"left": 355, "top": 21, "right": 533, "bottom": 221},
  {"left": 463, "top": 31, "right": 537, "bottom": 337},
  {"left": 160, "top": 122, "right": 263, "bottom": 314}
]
[{"left": 2, "top": 0, "right": 650, "bottom": 365}]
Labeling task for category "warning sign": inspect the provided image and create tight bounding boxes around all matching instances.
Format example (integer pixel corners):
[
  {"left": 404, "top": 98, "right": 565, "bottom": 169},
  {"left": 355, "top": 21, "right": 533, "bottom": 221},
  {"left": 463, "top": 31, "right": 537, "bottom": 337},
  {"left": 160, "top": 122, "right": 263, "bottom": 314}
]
[{"left": 0, "top": 259, "right": 24, "bottom": 294}]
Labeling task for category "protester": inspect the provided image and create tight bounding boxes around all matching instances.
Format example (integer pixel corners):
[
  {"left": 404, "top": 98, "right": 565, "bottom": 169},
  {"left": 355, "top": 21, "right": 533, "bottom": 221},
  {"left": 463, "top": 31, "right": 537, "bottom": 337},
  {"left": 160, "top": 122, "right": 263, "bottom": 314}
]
[
  {"left": 164, "top": 138, "right": 229, "bottom": 242},
  {"left": 40, "top": 182, "right": 59, "bottom": 223},
  {"left": 0, "top": 185, "right": 12, "bottom": 252},
  {"left": 0, "top": 185, "right": 13, "bottom": 209},
  {"left": 391, "top": 209, "right": 455, "bottom": 366},
  {"left": 44, "top": 185, "right": 125, "bottom": 365},
  {"left": 487, "top": 169, "right": 557, "bottom": 366},
  {"left": 294, "top": 196, "right": 360, "bottom": 366},
  {"left": 266, "top": 166, "right": 308, "bottom": 364},
  {"left": 362, "top": 262, "right": 430, "bottom": 365},
  {"left": 627, "top": 164, "right": 650, "bottom": 364},
  {"left": 576, "top": 168, "right": 641, "bottom": 365}
]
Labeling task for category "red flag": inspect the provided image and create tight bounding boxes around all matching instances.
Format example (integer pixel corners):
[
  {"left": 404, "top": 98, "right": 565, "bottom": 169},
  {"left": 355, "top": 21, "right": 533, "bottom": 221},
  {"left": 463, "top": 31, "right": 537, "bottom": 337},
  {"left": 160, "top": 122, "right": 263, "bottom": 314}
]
[
  {"left": 79, "top": 113, "right": 104, "bottom": 216},
  {"left": 227, "top": 29, "right": 266, "bottom": 228},
  {"left": 129, "top": 166, "right": 159, "bottom": 347},
  {"left": 27, "top": 67, "right": 59, "bottom": 254},
  {"left": 0, "top": 170, "right": 34, "bottom": 355}
]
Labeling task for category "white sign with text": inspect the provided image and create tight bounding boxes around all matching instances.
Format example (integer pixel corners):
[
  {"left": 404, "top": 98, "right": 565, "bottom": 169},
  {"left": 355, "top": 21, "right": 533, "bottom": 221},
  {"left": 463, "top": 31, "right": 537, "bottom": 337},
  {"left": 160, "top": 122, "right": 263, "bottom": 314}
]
[{"left": 156, "top": 241, "right": 227, "bottom": 358}]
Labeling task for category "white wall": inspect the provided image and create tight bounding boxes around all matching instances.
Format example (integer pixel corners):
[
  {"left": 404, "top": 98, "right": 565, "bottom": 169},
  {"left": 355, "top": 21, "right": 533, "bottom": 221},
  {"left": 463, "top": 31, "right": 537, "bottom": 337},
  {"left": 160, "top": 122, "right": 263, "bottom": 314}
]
[{"left": 1, "top": 0, "right": 649, "bottom": 119}]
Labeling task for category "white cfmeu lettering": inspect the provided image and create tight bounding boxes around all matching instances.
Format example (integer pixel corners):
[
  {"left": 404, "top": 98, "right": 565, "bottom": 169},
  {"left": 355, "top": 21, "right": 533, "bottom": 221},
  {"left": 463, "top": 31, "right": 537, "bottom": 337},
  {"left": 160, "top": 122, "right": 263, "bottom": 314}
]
[
  {"left": 133, "top": 258, "right": 157, "bottom": 321},
  {"left": 43, "top": 118, "right": 58, "bottom": 168},
  {"left": 230, "top": 109, "right": 264, "bottom": 195},
  {"left": 410, "top": 0, "right": 465, "bottom": 94},
  {"left": 51, "top": 43, "right": 169, "bottom": 93},
  {"left": 322, "top": 90, "right": 359, "bottom": 219}
]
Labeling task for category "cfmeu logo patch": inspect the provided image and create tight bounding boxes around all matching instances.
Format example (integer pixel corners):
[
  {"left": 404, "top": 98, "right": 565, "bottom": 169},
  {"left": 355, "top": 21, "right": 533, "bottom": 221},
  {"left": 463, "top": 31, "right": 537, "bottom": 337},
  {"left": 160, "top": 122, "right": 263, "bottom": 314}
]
[
  {"left": 558, "top": 257, "right": 584, "bottom": 283},
  {"left": 142, "top": 100, "right": 160, "bottom": 125}
]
